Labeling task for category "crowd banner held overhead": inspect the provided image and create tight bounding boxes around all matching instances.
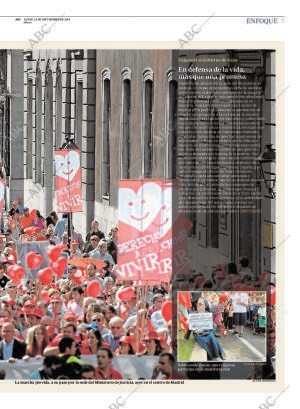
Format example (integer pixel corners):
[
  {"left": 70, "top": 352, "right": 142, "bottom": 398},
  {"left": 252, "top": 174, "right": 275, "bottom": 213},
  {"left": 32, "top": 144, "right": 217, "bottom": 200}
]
[
  {"left": 54, "top": 149, "right": 83, "bottom": 213},
  {"left": 118, "top": 179, "right": 191, "bottom": 283}
]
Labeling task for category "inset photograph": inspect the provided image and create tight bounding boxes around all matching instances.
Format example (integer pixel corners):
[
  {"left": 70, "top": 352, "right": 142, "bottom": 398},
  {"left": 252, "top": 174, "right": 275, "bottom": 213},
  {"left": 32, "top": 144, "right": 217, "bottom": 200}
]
[{"left": 177, "top": 291, "right": 266, "bottom": 362}]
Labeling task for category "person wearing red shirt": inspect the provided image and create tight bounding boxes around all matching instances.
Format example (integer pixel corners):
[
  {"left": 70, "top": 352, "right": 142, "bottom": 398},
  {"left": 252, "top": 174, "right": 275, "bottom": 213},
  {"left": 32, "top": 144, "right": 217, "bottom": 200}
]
[{"left": 95, "top": 347, "right": 123, "bottom": 380}]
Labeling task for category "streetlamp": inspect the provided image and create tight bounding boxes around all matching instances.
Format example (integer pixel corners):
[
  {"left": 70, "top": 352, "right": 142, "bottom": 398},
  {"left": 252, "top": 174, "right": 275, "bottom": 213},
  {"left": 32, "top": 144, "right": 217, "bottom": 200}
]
[
  {"left": 257, "top": 144, "right": 276, "bottom": 198},
  {"left": 60, "top": 136, "right": 80, "bottom": 248}
]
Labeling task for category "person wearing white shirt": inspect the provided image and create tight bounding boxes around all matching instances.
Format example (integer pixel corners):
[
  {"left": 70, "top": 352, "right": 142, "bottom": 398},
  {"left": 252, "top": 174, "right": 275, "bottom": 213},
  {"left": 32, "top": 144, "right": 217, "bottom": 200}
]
[
  {"left": 84, "top": 263, "right": 104, "bottom": 290},
  {"left": 89, "top": 240, "right": 115, "bottom": 267},
  {"left": 67, "top": 286, "right": 85, "bottom": 316},
  {"left": 232, "top": 292, "right": 249, "bottom": 337},
  {"left": 0, "top": 322, "right": 27, "bottom": 360}
]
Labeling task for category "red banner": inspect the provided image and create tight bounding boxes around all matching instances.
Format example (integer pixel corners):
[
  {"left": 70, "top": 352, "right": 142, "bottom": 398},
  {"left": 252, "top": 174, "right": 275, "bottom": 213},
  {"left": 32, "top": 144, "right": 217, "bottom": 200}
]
[
  {"left": 117, "top": 180, "right": 191, "bottom": 283},
  {"left": 54, "top": 149, "right": 82, "bottom": 213}
]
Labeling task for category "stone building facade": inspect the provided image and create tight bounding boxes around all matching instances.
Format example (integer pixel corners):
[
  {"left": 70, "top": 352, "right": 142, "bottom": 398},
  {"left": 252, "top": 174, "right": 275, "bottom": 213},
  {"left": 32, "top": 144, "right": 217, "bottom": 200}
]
[
  {"left": 22, "top": 49, "right": 96, "bottom": 234},
  {"left": 93, "top": 49, "right": 276, "bottom": 278},
  {"left": 1, "top": 48, "right": 275, "bottom": 279}
]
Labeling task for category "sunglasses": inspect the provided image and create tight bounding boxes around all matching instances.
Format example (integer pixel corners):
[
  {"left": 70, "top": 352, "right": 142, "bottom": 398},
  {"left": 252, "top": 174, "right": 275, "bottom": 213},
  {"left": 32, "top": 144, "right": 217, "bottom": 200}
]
[
  {"left": 111, "top": 326, "right": 121, "bottom": 329},
  {"left": 93, "top": 319, "right": 102, "bottom": 322}
]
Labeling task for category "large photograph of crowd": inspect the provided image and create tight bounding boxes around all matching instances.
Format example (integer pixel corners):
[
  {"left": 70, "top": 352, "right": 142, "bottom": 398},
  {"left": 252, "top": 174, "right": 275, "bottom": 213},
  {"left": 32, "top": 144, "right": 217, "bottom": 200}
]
[{"left": 0, "top": 48, "right": 276, "bottom": 383}]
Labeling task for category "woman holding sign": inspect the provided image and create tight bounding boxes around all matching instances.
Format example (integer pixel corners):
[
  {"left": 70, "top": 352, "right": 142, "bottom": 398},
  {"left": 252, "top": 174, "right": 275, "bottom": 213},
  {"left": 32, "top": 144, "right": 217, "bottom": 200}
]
[{"left": 191, "top": 298, "right": 226, "bottom": 360}]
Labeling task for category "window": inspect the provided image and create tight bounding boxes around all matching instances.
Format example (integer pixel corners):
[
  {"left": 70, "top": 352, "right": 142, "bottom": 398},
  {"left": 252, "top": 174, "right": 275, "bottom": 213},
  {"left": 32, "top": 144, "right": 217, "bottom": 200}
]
[
  {"left": 44, "top": 61, "right": 53, "bottom": 213},
  {"left": 26, "top": 75, "right": 33, "bottom": 178},
  {"left": 75, "top": 77, "right": 83, "bottom": 151},
  {"left": 55, "top": 60, "right": 62, "bottom": 148},
  {"left": 0, "top": 50, "right": 10, "bottom": 176},
  {"left": 121, "top": 69, "right": 131, "bottom": 179},
  {"left": 166, "top": 70, "right": 178, "bottom": 179},
  {"left": 1, "top": 96, "right": 10, "bottom": 177},
  {"left": 34, "top": 63, "right": 42, "bottom": 183},
  {"left": 142, "top": 68, "right": 154, "bottom": 178},
  {"left": 101, "top": 70, "right": 111, "bottom": 199}
]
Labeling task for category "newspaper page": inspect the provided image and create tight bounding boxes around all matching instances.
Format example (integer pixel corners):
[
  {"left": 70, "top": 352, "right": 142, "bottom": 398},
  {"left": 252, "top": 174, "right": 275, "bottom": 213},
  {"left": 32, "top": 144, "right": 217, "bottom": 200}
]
[{"left": 0, "top": 4, "right": 293, "bottom": 408}]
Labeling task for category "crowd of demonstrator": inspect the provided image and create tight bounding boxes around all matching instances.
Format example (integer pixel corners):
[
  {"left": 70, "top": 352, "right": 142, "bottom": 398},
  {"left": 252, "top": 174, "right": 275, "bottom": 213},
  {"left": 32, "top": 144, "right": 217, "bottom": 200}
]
[{"left": 0, "top": 200, "right": 275, "bottom": 380}]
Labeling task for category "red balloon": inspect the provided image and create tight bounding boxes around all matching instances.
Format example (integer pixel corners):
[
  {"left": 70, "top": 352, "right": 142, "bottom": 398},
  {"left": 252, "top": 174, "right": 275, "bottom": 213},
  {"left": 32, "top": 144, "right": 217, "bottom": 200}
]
[
  {"left": 24, "top": 227, "right": 35, "bottom": 236},
  {"left": 86, "top": 280, "right": 102, "bottom": 298},
  {"left": 70, "top": 268, "right": 86, "bottom": 286},
  {"left": 219, "top": 294, "right": 229, "bottom": 303},
  {"left": 50, "top": 257, "right": 67, "bottom": 278},
  {"left": 161, "top": 301, "right": 172, "bottom": 322},
  {"left": 38, "top": 267, "right": 53, "bottom": 285},
  {"left": 26, "top": 252, "right": 44, "bottom": 269},
  {"left": 6, "top": 265, "right": 26, "bottom": 284},
  {"left": 118, "top": 287, "right": 135, "bottom": 302},
  {"left": 46, "top": 245, "right": 63, "bottom": 262}
]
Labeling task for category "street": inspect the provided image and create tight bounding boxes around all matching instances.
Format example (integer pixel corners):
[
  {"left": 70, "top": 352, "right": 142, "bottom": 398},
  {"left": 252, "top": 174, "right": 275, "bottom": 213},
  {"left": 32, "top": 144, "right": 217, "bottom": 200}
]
[
  {"left": 215, "top": 326, "right": 266, "bottom": 362},
  {"left": 185, "top": 325, "right": 266, "bottom": 364}
]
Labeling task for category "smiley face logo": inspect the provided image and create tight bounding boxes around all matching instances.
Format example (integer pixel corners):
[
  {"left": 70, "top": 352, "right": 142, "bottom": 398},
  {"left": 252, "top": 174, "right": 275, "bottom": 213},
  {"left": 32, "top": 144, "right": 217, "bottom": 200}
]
[
  {"left": 119, "top": 182, "right": 173, "bottom": 234},
  {"left": 55, "top": 150, "right": 80, "bottom": 182}
]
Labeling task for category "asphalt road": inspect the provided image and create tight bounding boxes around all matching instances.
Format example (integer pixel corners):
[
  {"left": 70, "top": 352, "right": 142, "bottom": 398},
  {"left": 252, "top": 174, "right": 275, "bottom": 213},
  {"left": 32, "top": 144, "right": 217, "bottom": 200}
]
[{"left": 217, "top": 325, "right": 266, "bottom": 362}]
